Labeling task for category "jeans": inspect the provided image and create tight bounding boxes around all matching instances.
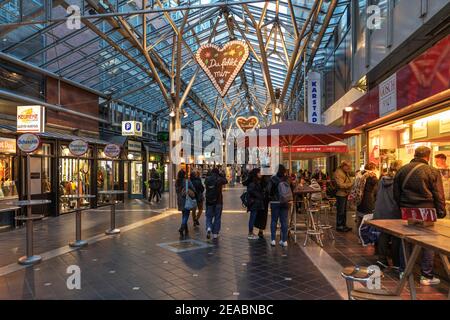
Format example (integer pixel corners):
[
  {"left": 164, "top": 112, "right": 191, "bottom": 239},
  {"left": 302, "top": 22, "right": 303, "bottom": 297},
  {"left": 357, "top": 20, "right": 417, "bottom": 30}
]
[
  {"left": 206, "top": 204, "right": 223, "bottom": 235},
  {"left": 270, "top": 203, "right": 288, "bottom": 242},
  {"left": 336, "top": 195, "right": 348, "bottom": 228},
  {"left": 421, "top": 249, "right": 435, "bottom": 279},
  {"left": 248, "top": 209, "right": 258, "bottom": 233},
  {"left": 181, "top": 209, "right": 190, "bottom": 226},
  {"left": 192, "top": 200, "right": 204, "bottom": 221}
]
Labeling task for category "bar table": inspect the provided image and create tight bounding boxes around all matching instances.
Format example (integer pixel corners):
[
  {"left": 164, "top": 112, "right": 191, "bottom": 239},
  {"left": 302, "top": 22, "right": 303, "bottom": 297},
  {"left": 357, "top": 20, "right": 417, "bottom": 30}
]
[
  {"left": 61, "top": 194, "right": 96, "bottom": 248},
  {"left": 6, "top": 199, "right": 51, "bottom": 265},
  {"left": 98, "top": 190, "right": 127, "bottom": 235}
]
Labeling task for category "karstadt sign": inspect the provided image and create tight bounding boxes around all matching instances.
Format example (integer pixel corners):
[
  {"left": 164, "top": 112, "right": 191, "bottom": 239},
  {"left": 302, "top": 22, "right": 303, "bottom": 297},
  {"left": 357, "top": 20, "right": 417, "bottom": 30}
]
[{"left": 307, "top": 72, "right": 321, "bottom": 124}]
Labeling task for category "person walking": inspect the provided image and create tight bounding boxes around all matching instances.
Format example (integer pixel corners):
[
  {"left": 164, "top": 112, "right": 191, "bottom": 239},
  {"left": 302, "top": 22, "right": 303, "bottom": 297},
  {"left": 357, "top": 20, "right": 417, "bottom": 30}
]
[
  {"left": 243, "top": 168, "right": 264, "bottom": 240},
  {"left": 204, "top": 168, "right": 228, "bottom": 240},
  {"left": 334, "top": 161, "right": 354, "bottom": 232},
  {"left": 176, "top": 169, "right": 196, "bottom": 237},
  {"left": 394, "top": 146, "right": 447, "bottom": 285},
  {"left": 373, "top": 160, "right": 403, "bottom": 270},
  {"left": 253, "top": 175, "right": 270, "bottom": 238},
  {"left": 268, "top": 165, "right": 291, "bottom": 247},
  {"left": 149, "top": 168, "right": 161, "bottom": 203},
  {"left": 355, "top": 162, "right": 379, "bottom": 231},
  {"left": 190, "top": 170, "right": 204, "bottom": 227}
]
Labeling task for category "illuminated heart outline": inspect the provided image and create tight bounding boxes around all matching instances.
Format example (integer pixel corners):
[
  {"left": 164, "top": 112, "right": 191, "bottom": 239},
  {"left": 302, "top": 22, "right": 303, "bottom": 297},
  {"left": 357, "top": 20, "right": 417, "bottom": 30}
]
[
  {"left": 195, "top": 40, "right": 249, "bottom": 97},
  {"left": 236, "top": 116, "right": 259, "bottom": 133}
]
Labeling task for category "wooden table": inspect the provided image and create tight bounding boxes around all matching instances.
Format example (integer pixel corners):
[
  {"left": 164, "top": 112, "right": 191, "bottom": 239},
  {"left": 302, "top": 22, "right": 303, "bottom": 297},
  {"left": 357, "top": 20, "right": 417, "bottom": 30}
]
[{"left": 368, "top": 219, "right": 450, "bottom": 300}]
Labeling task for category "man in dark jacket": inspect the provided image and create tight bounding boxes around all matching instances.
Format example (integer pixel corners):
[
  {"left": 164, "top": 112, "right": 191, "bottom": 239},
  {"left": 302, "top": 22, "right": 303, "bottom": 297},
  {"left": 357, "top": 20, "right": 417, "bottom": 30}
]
[
  {"left": 393, "top": 146, "right": 447, "bottom": 286},
  {"left": 204, "top": 168, "right": 228, "bottom": 240},
  {"left": 190, "top": 170, "right": 204, "bottom": 227}
]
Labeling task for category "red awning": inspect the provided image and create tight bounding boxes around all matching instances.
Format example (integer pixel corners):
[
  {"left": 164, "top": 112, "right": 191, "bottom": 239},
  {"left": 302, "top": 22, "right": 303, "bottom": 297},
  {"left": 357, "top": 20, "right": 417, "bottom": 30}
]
[{"left": 282, "top": 145, "right": 349, "bottom": 153}]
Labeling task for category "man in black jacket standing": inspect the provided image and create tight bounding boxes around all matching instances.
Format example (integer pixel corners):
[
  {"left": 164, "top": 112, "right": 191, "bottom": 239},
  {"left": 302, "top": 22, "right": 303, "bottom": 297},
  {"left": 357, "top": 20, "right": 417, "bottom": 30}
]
[{"left": 393, "top": 146, "right": 447, "bottom": 285}]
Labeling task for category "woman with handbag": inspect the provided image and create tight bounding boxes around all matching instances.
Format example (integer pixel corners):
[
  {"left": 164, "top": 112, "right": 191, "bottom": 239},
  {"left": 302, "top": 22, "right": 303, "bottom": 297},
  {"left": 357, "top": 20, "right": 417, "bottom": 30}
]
[{"left": 176, "top": 169, "right": 197, "bottom": 237}]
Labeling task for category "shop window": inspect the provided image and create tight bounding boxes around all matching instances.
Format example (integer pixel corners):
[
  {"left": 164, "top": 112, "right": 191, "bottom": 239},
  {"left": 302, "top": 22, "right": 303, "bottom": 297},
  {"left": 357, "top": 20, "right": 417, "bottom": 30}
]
[
  {"left": 59, "top": 144, "right": 92, "bottom": 213},
  {"left": 0, "top": 155, "right": 18, "bottom": 199}
]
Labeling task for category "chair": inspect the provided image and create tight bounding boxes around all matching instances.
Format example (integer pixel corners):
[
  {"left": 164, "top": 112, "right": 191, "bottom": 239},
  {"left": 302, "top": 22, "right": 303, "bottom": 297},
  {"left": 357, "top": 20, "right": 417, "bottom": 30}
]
[
  {"left": 340, "top": 266, "right": 400, "bottom": 300},
  {"left": 304, "top": 207, "right": 323, "bottom": 247},
  {"left": 318, "top": 203, "right": 335, "bottom": 240}
]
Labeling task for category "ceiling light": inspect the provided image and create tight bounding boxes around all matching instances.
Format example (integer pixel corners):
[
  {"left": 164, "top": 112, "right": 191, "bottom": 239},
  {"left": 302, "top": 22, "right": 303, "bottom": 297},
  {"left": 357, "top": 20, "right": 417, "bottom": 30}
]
[
  {"left": 169, "top": 109, "right": 175, "bottom": 117},
  {"left": 274, "top": 107, "right": 281, "bottom": 115},
  {"left": 344, "top": 106, "right": 354, "bottom": 112},
  {"left": 183, "top": 110, "right": 188, "bottom": 118}
]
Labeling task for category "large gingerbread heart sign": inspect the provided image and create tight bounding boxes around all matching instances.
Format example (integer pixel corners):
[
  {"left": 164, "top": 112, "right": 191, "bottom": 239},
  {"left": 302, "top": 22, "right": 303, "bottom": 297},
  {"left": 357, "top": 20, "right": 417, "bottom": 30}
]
[
  {"left": 236, "top": 116, "right": 259, "bottom": 133},
  {"left": 195, "top": 40, "right": 249, "bottom": 97}
]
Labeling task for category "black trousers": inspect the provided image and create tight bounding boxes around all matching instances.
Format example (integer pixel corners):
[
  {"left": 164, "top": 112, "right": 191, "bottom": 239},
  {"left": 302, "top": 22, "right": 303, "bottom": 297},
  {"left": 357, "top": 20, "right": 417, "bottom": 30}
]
[
  {"left": 336, "top": 195, "right": 348, "bottom": 228},
  {"left": 377, "top": 232, "right": 403, "bottom": 268}
]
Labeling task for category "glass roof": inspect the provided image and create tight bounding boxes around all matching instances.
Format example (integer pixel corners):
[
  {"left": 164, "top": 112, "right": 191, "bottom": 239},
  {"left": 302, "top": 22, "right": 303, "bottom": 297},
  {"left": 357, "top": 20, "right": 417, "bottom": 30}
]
[{"left": 0, "top": 0, "right": 350, "bottom": 130}]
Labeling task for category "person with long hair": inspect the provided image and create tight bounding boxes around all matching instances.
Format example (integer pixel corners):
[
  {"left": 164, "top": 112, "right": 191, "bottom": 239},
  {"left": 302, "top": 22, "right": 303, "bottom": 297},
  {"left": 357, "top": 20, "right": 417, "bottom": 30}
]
[
  {"left": 190, "top": 170, "right": 205, "bottom": 227},
  {"left": 175, "top": 169, "right": 196, "bottom": 237},
  {"left": 374, "top": 160, "right": 403, "bottom": 271},
  {"left": 243, "top": 168, "right": 264, "bottom": 240}
]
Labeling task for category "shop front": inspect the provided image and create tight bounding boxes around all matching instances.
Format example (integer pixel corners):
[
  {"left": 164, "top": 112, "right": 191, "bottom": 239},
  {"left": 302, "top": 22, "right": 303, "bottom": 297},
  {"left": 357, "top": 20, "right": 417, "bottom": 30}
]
[
  {"left": 146, "top": 146, "right": 167, "bottom": 193},
  {"left": 343, "top": 35, "right": 450, "bottom": 218},
  {"left": 58, "top": 141, "right": 94, "bottom": 213},
  {"left": 126, "top": 140, "right": 144, "bottom": 199},
  {"left": 0, "top": 135, "right": 19, "bottom": 228}
]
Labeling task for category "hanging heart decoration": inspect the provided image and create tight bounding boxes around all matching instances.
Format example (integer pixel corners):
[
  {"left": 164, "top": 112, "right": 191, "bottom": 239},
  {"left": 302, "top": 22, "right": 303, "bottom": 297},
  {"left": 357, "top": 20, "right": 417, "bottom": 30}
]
[
  {"left": 236, "top": 116, "right": 259, "bottom": 133},
  {"left": 195, "top": 40, "right": 249, "bottom": 97}
]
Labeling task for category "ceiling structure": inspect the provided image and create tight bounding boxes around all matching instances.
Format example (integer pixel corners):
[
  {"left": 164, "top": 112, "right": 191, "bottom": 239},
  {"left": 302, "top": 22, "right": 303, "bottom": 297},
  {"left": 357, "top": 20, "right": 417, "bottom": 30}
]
[{"left": 0, "top": 0, "right": 350, "bottom": 133}]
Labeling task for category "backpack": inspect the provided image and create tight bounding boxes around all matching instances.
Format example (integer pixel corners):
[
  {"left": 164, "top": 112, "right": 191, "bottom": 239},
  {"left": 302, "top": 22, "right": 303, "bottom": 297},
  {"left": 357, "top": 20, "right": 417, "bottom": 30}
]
[
  {"left": 205, "top": 175, "right": 219, "bottom": 206},
  {"left": 278, "top": 180, "right": 293, "bottom": 204},
  {"left": 240, "top": 191, "right": 249, "bottom": 209},
  {"left": 349, "top": 171, "right": 367, "bottom": 206}
]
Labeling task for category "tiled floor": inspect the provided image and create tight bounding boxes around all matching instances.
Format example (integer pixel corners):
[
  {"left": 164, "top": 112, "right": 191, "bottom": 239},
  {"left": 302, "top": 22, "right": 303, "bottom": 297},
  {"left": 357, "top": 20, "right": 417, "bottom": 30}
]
[{"left": 0, "top": 185, "right": 448, "bottom": 300}]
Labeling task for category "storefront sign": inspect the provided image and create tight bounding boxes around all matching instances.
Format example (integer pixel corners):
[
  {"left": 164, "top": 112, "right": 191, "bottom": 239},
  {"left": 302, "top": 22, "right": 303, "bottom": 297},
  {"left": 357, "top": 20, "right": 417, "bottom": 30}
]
[
  {"left": 0, "top": 138, "right": 16, "bottom": 154},
  {"left": 401, "top": 208, "right": 437, "bottom": 223},
  {"left": 236, "top": 116, "right": 259, "bottom": 133},
  {"left": 307, "top": 72, "right": 321, "bottom": 124},
  {"left": 122, "top": 121, "right": 143, "bottom": 137},
  {"left": 17, "top": 105, "right": 45, "bottom": 133},
  {"left": 195, "top": 40, "right": 249, "bottom": 97},
  {"left": 282, "top": 145, "right": 348, "bottom": 153},
  {"left": 104, "top": 144, "right": 121, "bottom": 158},
  {"left": 412, "top": 121, "right": 428, "bottom": 139},
  {"left": 69, "top": 140, "right": 88, "bottom": 157},
  {"left": 17, "top": 133, "right": 40, "bottom": 153},
  {"left": 379, "top": 73, "right": 397, "bottom": 116},
  {"left": 128, "top": 140, "right": 142, "bottom": 152}
]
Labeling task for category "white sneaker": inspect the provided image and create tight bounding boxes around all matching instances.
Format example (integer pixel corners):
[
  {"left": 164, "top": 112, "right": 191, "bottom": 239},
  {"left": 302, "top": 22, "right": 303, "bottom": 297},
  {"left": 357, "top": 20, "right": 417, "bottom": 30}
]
[
  {"left": 270, "top": 240, "right": 276, "bottom": 246},
  {"left": 247, "top": 234, "right": 259, "bottom": 240},
  {"left": 420, "top": 276, "right": 440, "bottom": 286},
  {"left": 213, "top": 234, "right": 219, "bottom": 239},
  {"left": 279, "top": 240, "right": 288, "bottom": 247}
]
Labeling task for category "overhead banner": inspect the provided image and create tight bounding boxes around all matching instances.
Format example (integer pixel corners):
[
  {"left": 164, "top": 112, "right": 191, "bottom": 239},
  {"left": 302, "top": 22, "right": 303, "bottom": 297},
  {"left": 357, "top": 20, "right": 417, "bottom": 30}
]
[
  {"left": 195, "top": 40, "right": 249, "bottom": 97},
  {"left": 307, "top": 72, "right": 321, "bottom": 124},
  {"left": 236, "top": 116, "right": 259, "bottom": 133},
  {"left": 379, "top": 73, "right": 397, "bottom": 116},
  {"left": 122, "top": 121, "right": 143, "bottom": 137},
  {"left": 17, "top": 105, "right": 45, "bottom": 133}
]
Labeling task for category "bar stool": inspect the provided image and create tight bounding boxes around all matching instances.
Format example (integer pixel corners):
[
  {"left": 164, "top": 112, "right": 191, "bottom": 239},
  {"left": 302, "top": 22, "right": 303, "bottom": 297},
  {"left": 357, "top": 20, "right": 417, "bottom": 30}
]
[
  {"left": 304, "top": 207, "right": 323, "bottom": 247},
  {"left": 341, "top": 266, "right": 381, "bottom": 300},
  {"left": 327, "top": 198, "right": 337, "bottom": 214},
  {"left": 318, "top": 203, "right": 335, "bottom": 240}
]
